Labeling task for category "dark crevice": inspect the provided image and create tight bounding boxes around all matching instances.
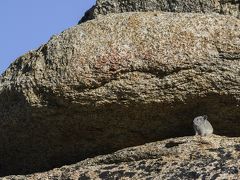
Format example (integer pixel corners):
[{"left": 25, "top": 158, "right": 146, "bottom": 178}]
[
  {"left": 70, "top": 66, "right": 193, "bottom": 93},
  {"left": 216, "top": 46, "right": 240, "bottom": 60},
  {"left": 234, "top": 145, "right": 240, "bottom": 151},
  {"left": 93, "top": 153, "right": 164, "bottom": 166},
  {"left": 199, "top": 0, "right": 205, "bottom": 13},
  {"left": 165, "top": 141, "right": 186, "bottom": 148},
  {"left": 219, "top": 52, "right": 240, "bottom": 60},
  {"left": 38, "top": 44, "right": 49, "bottom": 64},
  {"left": 166, "top": 0, "right": 176, "bottom": 12}
]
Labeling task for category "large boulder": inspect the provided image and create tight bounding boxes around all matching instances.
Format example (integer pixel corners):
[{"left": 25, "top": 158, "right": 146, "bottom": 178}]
[
  {"left": 0, "top": 12, "right": 240, "bottom": 176},
  {"left": 79, "top": 0, "right": 240, "bottom": 23},
  {"left": 2, "top": 135, "right": 240, "bottom": 179}
]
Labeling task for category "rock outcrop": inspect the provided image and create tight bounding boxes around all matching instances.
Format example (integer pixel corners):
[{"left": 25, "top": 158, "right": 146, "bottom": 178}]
[
  {"left": 79, "top": 0, "right": 240, "bottom": 23},
  {"left": 2, "top": 135, "right": 240, "bottom": 179},
  {"left": 0, "top": 12, "right": 240, "bottom": 176}
]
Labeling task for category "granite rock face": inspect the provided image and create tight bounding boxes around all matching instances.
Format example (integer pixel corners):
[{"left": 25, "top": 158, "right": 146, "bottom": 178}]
[
  {"left": 79, "top": 0, "right": 240, "bottom": 23},
  {"left": 3, "top": 135, "right": 240, "bottom": 179},
  {"left": 0, "top": 12, "right": 240, "bottom": 176}
]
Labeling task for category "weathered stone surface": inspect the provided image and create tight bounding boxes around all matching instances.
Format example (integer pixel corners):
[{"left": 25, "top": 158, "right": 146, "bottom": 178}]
[
  {"left": 2, "top": 135, "right": 240, "bottom": 179},
  {"left": 79, "top": 0, "right": 240, "bottom": 23},
  {"left": 0, "top": 12, "right": 240, "bottom": 176}
]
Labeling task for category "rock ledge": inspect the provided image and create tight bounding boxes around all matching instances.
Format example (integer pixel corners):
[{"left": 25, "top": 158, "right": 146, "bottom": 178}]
[
  {"left": 3, "top": 135, "right": 240, "bottom": 179},
  {"left": 79, "top": 0, "right": 240, "bottom": 23}
]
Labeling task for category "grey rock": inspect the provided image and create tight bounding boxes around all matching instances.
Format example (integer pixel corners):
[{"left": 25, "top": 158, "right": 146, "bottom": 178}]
[
  {"left": 0, "top": 12, "right": 240, "bottom": 176},
  {"left": 2, "top": 135, "right": 240, "bottom": 179},
  {"left": 193, "top": 115, "right": 214, "bottom": 136},
  {"left": 79, "top": 0, "right": 240, "bottom": 23}
]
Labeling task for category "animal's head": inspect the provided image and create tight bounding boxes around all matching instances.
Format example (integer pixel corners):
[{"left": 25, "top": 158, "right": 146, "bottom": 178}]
[{"left": 193, "top": 115, "right": 208, "bottom": 125}]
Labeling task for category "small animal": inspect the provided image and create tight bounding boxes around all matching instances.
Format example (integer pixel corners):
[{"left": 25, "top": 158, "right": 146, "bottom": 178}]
[{"left": 193, "top": 115, "right": 213, "bottom": 136}]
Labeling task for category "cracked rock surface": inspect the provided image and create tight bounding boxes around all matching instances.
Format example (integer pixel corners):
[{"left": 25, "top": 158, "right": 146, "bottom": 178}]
[
  {"left": 79, "top": 0, "right": 240, "bottom": 23},
  {"left": 2, "top": 135, "right": 240, "bottom": 179},
  {"left": 0, "top": 12, "right": 240, "bottom": 176}
]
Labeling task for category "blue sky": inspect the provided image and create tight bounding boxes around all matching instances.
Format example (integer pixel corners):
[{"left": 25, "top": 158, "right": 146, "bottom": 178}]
[{"left": 0, "top": 0, "right": 96, "bottom": 74}]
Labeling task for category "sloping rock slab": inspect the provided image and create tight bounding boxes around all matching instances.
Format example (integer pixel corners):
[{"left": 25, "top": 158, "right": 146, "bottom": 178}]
[
  {"left": 79, "top": 0, "right": 240, "bottom": 23},
  {"left": 2, "top": 135, "right": 240, "bottom": 179},
  {"left": 0, "top": 12, "right": 240, "bottom": 175}
]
